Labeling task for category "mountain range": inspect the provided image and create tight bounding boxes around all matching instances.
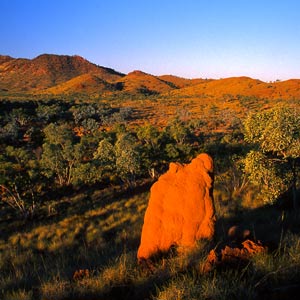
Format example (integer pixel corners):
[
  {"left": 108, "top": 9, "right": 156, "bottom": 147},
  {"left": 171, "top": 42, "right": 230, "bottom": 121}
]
[{"left": 1, "top": 53, "right": 300, "bottom": 100}]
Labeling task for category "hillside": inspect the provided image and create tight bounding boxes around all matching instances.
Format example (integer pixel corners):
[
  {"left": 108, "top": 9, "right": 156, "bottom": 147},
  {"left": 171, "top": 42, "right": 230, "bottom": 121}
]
[
  {"left": 168, "top": 76, "right": 300, "bottom": 100},
  {"left": 158, "top": 74, "right": 211, "bottom": 88},
  {"left": 2, "top": 54, "right": 300, "bottom": 300},
  {"left": 1, "top": 53, "right": 300, "bottom": 101},
  {"left": 114, "top": 70, "right": 176, "bottom": 95},
  {"left": 0, "top": 54, "right": 124, "bottom": 92},
  {"left": 0, "top": 55, "right": 14, "bottom": 65},
  {"left": 43, "top": 73, "right": 117, "bottom": 95}
]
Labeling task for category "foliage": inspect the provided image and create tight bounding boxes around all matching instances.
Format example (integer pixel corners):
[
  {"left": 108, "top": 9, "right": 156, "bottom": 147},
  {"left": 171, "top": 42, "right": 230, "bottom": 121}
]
[
  {"left": 243, "top": 150, "right": 291, "bottom": 203},
  {"left": 41, "top": 123, "right": 99, "bottom": 186},
  {"left": 36, "top": 103, "right": 64, "bottom": 123},
  {"left": 70, "top": 103, "right": 98, "bottom": 124},
  {"left": 166, "top": 117, "right": 191, "bottom": 145},
  {"left": 93, "top": 138, "right": 116, "bottom": 179},
  {"left": 244, "top": 106, "right": 300, "bottom": 158},
  {"left": 243, "top": 106, "right": 300, "bottom": 206},
  {"left": 0, "top": 119, "right": 20, "bottom": 141},
  {"left": 115, "top": 133, "right": 141, "bottom": 185},
  {"left": 0, "top": 146, "right": 40, "bottom": 218},
  {"left": 2, "top": 96, "right": 300, "bottom": 299},
  {"left": 136, "top": 124, "right": 165, "bottom": 175},
  {"left": 137, "top": 123, "right": 161, "bottom": 149}
]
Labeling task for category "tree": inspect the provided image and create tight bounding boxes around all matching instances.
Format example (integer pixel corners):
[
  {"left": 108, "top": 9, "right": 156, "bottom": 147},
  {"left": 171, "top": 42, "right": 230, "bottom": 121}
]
[
  {"left": 80, "top": 118, "right": 100, "bottom": 136},
  {"left": 93, "top": 138, "right": 116, "bottom": 179},
  {"left": 137, "top": 124, "right": 161, "bottom": 149},
  {"left": 243, "top": 106, "right": 300, "bottom": 208},
  {"left": 10, "top": 108, "right": 31, "bottom": 126},
  {"left": 70, "top": 104, "right": 97, "bottom": 125},
  {"left": 0, "top": 119, "right": 20, "bottom": 142},
  {"left": 0, "top": 146, "right": 40, "bottom": 218},
  {"left": 163, "top": 118, "right": 194, "bottom": 162},
  {"left": 40, "top": 123, "right": 75, "bottom": 186},
  {"left": 166, "top": 117, "right": 191, "bottom": 145},
  {"left": 41, "top": 123, "right": 98, "bottom": 186},
  {"left": 136, "top": 124, "right": 164, "bottom": 177},
  {"left": 115, "top": 133, "right": 141, "bottom": 186},
  {"left": 36, "top": 103, "right": 63, "bottom": 124}
]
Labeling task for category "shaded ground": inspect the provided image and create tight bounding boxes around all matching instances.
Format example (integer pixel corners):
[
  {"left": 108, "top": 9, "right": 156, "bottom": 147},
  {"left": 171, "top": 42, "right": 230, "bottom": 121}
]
[{"left": 1, "top": 182, "right": 300, "bottom": 300}]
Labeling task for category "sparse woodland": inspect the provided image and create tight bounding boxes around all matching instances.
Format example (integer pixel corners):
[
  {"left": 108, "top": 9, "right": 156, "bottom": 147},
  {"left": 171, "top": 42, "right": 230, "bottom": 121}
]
[{"left": 1, "top": 92, "right": 300, "bottom": 300}]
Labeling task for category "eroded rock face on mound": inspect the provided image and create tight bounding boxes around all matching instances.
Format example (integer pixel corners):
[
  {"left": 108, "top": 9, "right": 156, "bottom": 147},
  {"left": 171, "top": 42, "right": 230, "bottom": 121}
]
[
  {"left": 137, "top": 153, "right": 215, "bottom": 261},
  {"left": 203, "top": 239, "right": 267, "bottom": 272}
]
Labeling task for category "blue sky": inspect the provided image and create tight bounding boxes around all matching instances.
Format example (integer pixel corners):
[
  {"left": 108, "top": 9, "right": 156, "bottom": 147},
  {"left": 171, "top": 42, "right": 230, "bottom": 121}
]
[{"left": 1, "top": 0, "right": 300, "bottom": 81}]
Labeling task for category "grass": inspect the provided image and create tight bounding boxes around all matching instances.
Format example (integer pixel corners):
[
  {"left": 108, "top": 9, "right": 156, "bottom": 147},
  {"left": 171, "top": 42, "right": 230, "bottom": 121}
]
[
  {"left": 1, "top": 175, "right": 300, "bottom": 300},
  {"left": 0, "top": 183, "right": 149, "bottom": 300}
]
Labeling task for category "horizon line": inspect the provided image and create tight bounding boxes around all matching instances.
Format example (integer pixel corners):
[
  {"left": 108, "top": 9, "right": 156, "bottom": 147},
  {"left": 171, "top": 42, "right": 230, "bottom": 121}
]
[{"left": 1, "top": 52, "right": 298, "bottom": 83}]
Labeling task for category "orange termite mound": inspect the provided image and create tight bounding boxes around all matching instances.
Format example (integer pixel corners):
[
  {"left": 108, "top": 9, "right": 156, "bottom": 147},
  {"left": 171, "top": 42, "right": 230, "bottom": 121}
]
[{"left": 137, "top": 153, "right": 215, "bottom": 261}]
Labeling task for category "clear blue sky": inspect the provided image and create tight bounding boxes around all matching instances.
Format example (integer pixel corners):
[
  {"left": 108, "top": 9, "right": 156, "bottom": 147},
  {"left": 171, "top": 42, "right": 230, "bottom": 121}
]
[{"left": 1, "top": 0, "right": 300, "bottom": 81}]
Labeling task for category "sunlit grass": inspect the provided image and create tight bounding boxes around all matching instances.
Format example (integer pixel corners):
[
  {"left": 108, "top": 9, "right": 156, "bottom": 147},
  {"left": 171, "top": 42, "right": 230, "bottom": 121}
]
[
  {"left": 0, "top": 186, "right": 149, "bottom": 299},
  {"left": 2, "top": 289, "right": 33, "bottom": 300},
  {"left": 1, "top": 177, "right": 300, "bottom": 299}
]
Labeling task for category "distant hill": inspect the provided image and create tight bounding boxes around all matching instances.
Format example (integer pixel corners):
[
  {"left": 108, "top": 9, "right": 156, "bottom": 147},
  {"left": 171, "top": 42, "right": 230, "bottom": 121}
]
[
  {"left": 1, "top": 53, "right": 300, "bottom": 100},
  {"left": 0, "top": 54, "right": 124, "bottom": 92},
  {"left": 114, "top": 70, "right": 175, "bottom": 95},
  {"left": 0, "top": 55, "right": 14, "bottom": 65},
  {"left": 168, "top": 76, "right": 300, "bottom": 100},
  {"left": 43, "top": 73, "right": 118, "bottom": 95},
  {"left": 158, "top": 75, "right": 211, "bottom": 88}
]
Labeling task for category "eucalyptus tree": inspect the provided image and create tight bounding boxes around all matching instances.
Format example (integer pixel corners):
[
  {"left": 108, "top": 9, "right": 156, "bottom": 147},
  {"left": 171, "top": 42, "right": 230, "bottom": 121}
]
[
  {"left": 0, "top": 146, "right": 40, "bottom": 218},
  {"left": 40, "top": 123, "right": 98, "bottom": 186},
  {"left": 115, "top": 133, "right": 141, "bottom": 186},
  {"left": 93, "top": 138, "right": 116, "bottom": 179},
  {"left": 243, "top": 106, "right": 300, "bottom": 208}
]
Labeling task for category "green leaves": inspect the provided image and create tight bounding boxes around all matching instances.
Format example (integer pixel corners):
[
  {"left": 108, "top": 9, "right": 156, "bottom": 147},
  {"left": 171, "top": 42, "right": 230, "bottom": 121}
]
[
  {"left": 115, "top": 133, "right": 141, "bottom": 184},
  {"left": 0, "top": 146, "right": 40, "bottom": 218},
  {"left": 166, "top": 117, "right": 191, "bottom": 145},
  {"left": 243, "top": 106, "right": 300, "bottom": 205},
  {"left": 93, "top": 139, "right": 116, "bottom": 179},
  {"left": 244, "top": 107, "right": 300, "bottom": 158},
  {"left": 243, "top": 150, "right": 290, "bottom": 203},
  {"left": 137, "top": 124, "right": 161, "bottom": 149},
  {"left": 41, "top": 123, "right": 96, "bottom": 186},
  {"left": 40, "top": 122, "right": 143, "bottom": 187},
  {"left": 93, "top": 133, "right": 141, "bottom": 186}
]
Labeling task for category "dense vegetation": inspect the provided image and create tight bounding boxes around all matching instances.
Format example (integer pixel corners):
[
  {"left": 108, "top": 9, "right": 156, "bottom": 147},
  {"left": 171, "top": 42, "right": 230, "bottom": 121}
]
[
  {"left": 0, "top": 98, "right": 215, "bottom": 217},
  {"left": 1, "top": 96, "right": 300, "bottom": 300}
]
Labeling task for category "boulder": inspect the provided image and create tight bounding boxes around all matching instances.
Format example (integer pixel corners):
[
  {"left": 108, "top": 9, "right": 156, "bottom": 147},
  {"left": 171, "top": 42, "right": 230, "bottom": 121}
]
[{"left": 137, "top": 153, "right": 215, "bottom": 261}]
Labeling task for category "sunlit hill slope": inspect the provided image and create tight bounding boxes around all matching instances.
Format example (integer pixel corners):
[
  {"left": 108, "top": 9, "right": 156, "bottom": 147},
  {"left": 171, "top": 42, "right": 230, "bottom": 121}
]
[
  {"left": 1, "top": 54, "right": 300, "bottom": 100},
  {"left": 0, "top": 54, "right": 124, "bottom": 92},
  {"left": 170, "top": 76, "right": 300, "bottom": 100}
]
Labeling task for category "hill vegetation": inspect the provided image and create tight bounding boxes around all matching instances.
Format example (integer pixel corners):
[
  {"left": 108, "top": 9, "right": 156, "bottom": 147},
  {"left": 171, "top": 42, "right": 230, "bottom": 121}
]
[
  {"left": 0, "top": 54, "right": 124, "bottom": 92},
  {"left": 2, "top": 54, "right": 300, "bottom": 101},
  {"left": 1, "top": 54, "right": 300, "bottom": 300}
]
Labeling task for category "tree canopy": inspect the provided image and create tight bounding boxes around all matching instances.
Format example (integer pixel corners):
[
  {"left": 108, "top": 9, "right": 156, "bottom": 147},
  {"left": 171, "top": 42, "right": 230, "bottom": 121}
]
[{"left": 243, "top": 106, "right": 300, "bottom": 207}]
